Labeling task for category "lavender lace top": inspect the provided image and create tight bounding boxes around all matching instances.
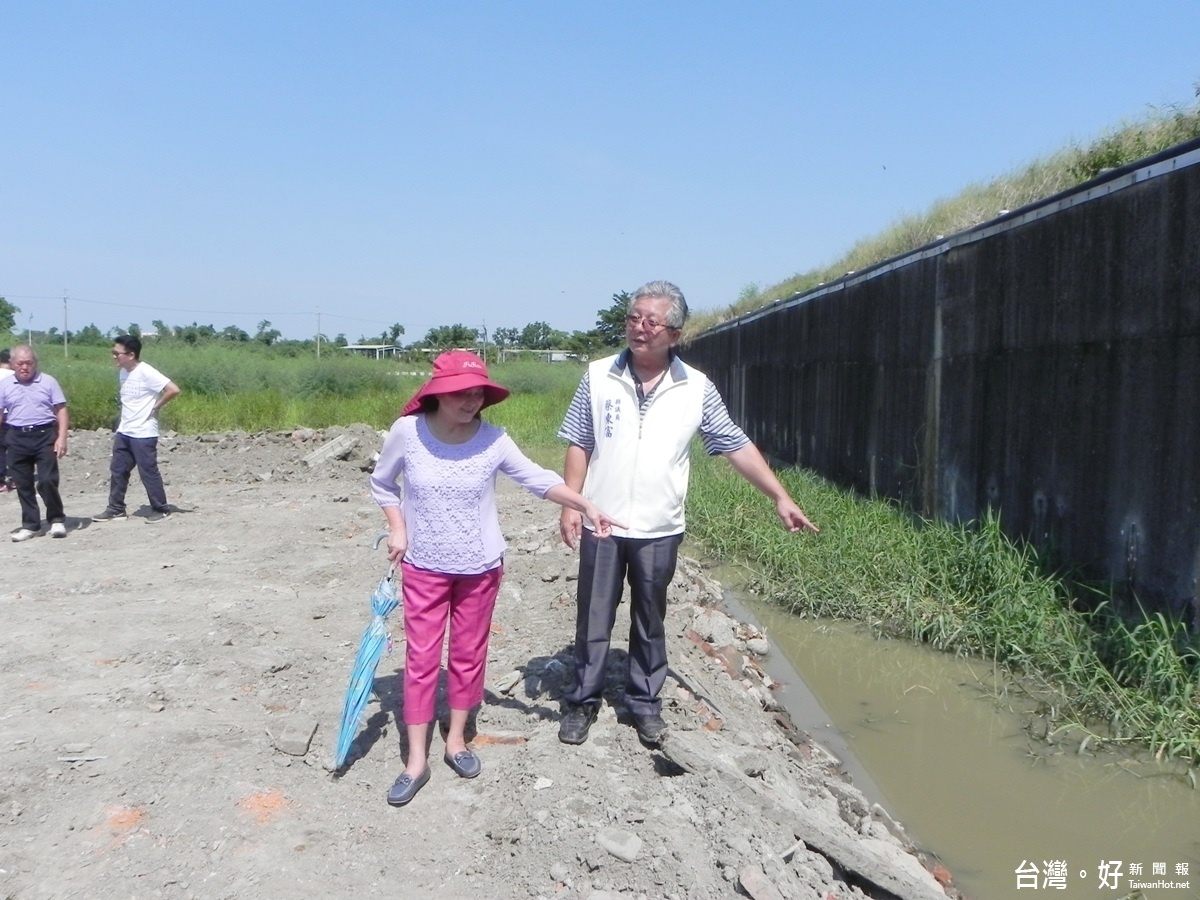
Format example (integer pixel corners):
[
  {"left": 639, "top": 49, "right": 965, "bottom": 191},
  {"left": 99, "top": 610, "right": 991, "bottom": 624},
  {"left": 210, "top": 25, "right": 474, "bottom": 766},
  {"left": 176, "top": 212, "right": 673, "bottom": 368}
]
[{"left": 370, "top": 414, "right": 563, "bottom": 574}]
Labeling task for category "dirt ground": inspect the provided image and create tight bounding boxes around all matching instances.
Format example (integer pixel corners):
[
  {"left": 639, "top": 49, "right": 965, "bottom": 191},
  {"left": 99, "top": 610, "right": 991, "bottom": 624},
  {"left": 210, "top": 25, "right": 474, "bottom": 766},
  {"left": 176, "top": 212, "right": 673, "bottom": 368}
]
[{"left": 0, "top": 427, "right": 955, "bottom": 900}]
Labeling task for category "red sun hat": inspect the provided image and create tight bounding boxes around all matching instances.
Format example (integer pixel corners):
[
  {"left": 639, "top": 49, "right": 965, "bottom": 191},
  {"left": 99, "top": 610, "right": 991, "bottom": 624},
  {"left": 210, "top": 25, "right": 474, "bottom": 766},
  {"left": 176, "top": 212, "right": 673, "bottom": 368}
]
[{"left": 401, "top": 350, "right": 511, "bottom": 417}]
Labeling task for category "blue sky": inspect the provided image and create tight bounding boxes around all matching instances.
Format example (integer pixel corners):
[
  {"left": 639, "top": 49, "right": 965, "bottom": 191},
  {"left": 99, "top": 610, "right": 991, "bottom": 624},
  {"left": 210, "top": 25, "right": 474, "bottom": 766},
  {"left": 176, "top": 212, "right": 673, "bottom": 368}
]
[{"left": 3, "top": 1, "right": 1198, "bottom": 343}]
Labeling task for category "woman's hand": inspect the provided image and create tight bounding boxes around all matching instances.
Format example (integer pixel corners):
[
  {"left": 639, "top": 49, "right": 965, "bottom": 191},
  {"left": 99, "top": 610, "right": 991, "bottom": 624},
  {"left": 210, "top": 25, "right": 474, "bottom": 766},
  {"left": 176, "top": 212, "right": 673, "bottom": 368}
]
[
  {"left": 386, "top": 526, "right": 408, "bottom": 564},
  {"left": 381, "top": 508, "right": 408, "bottom": 564},
  {"left": 583, "top": 503, "right": 623, "bottom": 539},
  {"left": 547, "top": 485, "right": 623, "bottom": 546}
]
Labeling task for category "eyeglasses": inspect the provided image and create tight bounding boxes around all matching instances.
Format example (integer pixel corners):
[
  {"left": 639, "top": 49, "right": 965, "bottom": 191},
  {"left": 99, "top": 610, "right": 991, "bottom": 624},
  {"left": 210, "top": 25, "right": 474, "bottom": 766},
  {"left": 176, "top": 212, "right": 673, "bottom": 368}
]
[
  {"left": 112, "top": 351, "right": 131, "bottom": 357},
  {"left": 625, "top": 313, "right": 676, "bottom": 332}
]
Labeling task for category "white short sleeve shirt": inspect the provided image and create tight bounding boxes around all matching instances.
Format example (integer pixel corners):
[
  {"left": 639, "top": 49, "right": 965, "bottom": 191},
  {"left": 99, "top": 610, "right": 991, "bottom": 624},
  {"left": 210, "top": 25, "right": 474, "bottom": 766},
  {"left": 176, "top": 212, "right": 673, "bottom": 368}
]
[{"left": 118, "top": 362, "right": 172, "bottom": 438}]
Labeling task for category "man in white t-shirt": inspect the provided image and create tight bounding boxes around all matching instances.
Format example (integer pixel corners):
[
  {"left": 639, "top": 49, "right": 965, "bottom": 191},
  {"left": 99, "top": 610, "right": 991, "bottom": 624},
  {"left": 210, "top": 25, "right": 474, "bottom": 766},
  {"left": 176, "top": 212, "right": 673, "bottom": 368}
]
[{"left": 93, "top": 334, "right": 182, "bottom": 523}]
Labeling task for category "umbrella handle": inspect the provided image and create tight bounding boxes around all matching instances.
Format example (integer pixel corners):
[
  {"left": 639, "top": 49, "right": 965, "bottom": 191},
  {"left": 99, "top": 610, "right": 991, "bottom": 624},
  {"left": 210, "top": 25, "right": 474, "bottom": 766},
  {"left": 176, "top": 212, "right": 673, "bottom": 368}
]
[{"left": 372, "top": 531, "right": 400, "bottom": 584}]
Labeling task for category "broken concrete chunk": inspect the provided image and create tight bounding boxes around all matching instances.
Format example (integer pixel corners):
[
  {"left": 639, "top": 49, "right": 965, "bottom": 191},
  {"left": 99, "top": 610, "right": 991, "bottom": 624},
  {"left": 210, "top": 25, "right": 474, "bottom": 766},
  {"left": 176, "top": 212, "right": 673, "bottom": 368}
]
[
  {"left": 302, "top": 435, "right": 359, "bottom": 467},
  {"left": 596, "top": 826, "right": 642, "bottom": 862},
  {"left": 267, "top": 716, "right": 318, "bottom": 756},
  {"left": 738, "top": 865, "right": 786, "bottom": 900}
]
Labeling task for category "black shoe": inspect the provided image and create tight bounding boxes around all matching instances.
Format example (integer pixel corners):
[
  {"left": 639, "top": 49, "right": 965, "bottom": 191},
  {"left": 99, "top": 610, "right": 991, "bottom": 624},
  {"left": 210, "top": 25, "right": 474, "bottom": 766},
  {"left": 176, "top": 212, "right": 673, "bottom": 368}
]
[
  {"left": 386, "top": 767, "right": 430, "bottom": 806},
  {"left": 558, "top": 702, "right": 599, "bottom": 745},
  {"left": 145, "top": 510, "right": 172, "bottom": 522},
  {"left": 92, "top": 509, "right": 127, "bottom": 522},
  {"left": 444, "top": 750, "right": 482, "bottom": 779},
  {"left": 633, "top": 713, "right": 668, "bottom": 745}
]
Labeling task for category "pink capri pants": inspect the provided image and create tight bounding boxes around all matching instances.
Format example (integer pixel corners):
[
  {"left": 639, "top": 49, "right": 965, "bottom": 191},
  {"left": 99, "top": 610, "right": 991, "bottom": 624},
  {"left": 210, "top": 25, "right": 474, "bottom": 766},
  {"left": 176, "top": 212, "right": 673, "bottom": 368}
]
[{"left": 399, "top": 561, "right": 504, "bottom": 725}]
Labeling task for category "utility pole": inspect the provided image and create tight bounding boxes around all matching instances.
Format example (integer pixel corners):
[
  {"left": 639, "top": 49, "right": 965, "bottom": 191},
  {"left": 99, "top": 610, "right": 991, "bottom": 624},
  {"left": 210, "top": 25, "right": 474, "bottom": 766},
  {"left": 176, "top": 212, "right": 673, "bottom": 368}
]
[
  {"left": 316, "top": 310, "right": 321, "bottom": 360},
  {"left": 63, "top": 293, "right": 69, "bottom": 357}
]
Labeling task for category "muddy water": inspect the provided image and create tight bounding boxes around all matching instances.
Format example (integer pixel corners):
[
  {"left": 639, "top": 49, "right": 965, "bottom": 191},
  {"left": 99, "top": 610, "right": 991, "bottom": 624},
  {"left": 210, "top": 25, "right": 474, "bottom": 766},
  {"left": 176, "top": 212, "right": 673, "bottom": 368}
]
[{"left": 722, "top": 589, "right": 1200, "bottom": 899}]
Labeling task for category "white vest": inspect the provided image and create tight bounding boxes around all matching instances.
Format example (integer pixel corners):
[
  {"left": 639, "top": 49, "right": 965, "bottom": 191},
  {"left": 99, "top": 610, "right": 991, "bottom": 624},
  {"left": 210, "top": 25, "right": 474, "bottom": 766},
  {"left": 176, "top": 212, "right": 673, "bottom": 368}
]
[{"left": 583, "top": 353, "right": 707, "bottom": 539}]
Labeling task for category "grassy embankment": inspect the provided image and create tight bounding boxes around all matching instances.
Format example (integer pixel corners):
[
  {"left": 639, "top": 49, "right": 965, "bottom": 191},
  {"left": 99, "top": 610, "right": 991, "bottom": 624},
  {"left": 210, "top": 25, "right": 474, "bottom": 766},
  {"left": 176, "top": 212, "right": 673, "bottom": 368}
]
[
  {"left": 680, "top": 95, "right": 1200, "bottom": 766},
  {"left": 687, "top": 92, "right": 1200, "bottom": 336}
]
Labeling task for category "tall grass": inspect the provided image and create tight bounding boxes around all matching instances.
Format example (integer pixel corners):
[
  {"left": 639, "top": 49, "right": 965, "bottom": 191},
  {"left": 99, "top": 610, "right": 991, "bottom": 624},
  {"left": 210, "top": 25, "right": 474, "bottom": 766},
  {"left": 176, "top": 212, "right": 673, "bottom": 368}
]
[
  {"left": 43, "top": 343, "right": 425, "bottom": 432},
  {"left": 484, "top": 359, "right": 583, "bottom": 466},
  {"left": 686, "top": 450, "right": 1200, "bottom": 763},
  {"left": 41, "top": 344, "right": 587, "bottom": 440}
]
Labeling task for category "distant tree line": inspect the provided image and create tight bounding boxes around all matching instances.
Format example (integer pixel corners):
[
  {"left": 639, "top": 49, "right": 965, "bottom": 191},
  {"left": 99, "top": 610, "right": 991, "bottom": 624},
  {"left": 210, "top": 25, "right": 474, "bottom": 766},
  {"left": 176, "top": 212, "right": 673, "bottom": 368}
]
[
  {"left": 425, "top": 291, "right": 631, "bottom": 358},
  {"left": 0, "top": 292, "right": 634, "bottom": 361}
]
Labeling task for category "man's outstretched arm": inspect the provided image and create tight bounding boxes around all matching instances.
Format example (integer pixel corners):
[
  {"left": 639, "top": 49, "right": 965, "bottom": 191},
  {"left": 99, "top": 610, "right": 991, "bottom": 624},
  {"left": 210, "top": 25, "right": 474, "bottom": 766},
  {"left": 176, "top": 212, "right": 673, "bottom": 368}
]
[{"left": 723, "top": 443, "right": 818, "bottom": 533}]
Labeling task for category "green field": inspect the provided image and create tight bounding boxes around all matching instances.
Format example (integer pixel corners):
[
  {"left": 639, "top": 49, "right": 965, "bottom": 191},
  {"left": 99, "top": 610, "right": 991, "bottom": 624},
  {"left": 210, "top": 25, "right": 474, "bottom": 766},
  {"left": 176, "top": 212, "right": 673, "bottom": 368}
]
[
  {"left": 44, "top": 343, "right": 586, "bottom": 441},
  {"left": 43, "top": 342, "right": 426, "bottom": 433}
]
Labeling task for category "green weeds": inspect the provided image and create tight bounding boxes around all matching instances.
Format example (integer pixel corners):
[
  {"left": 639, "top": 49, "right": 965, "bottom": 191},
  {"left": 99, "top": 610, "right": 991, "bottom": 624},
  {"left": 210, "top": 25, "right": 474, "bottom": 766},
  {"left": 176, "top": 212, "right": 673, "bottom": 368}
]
[
  {"left": 686, "top": 450, "right": 1200, "bottom": 764},
  {"left": 44, "top": 345, "right": 585, "bottom": 438},
  {"left": 45, "top": 344, "right": 424, "bottom": 432},
  {"left": 485, "top": 359, "right": 584, "bottom": 467}
]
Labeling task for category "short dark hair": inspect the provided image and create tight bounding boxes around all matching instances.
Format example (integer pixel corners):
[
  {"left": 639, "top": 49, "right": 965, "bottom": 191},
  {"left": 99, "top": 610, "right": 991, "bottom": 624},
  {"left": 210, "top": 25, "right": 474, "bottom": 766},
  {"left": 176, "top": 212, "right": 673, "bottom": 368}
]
[{"left": 114, "top": 334, "right": 143, "bottom": 359}]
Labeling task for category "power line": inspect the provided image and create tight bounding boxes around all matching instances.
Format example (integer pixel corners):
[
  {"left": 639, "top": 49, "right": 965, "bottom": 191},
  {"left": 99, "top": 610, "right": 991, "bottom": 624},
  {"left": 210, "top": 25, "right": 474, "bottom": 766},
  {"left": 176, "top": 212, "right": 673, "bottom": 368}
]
[
  {"left": 4, "top": 289, "right": 551, "bottom": 338},
  {"left": 69, "top": 295, "right": 309, "bottom": 318},
  {"left": 3, "top": 290, "right": 398, "bottom": 330}
]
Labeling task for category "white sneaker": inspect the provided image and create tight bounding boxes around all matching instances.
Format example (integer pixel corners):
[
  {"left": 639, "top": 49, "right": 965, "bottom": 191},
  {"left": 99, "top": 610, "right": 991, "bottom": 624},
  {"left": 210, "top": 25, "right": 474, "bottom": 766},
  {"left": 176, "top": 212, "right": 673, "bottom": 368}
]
[
  {"left": 49, "top": 522, "right": 67, "bottom": 538},
  {"left": 11, "top": 528, "right": 37, "bottom": 542}
]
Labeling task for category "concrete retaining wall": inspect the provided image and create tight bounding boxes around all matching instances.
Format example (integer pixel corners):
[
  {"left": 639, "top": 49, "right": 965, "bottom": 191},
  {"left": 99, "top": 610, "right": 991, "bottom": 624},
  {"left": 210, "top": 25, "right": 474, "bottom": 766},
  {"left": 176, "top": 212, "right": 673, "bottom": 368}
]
[{"left": 685, "top": 137, "right": 1200, "bottom": 622}]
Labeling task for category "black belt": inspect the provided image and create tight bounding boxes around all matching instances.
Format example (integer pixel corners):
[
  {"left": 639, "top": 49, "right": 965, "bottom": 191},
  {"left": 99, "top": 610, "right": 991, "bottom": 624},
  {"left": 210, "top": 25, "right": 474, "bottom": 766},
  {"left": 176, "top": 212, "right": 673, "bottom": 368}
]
[{"left": 11, "top": 423, "right": 54, "bottom": 432}]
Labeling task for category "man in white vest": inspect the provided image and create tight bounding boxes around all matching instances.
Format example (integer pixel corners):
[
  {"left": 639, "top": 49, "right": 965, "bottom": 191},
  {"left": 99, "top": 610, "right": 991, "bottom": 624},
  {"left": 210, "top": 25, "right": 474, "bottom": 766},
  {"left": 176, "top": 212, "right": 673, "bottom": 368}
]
[
  {"left": 556, "top": 280, "right": 818, "bottom": 746},
  {"left": 93, "top": 334, "right": 182, "bottom": 523}
]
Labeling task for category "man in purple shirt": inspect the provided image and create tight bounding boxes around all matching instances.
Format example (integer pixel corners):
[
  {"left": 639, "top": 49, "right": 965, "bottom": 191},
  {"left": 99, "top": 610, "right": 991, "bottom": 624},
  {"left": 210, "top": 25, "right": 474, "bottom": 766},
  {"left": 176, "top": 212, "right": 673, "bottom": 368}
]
[
  {"left": 0, "top": 348, "right": 14, "bottom": 492},
  {"left": 0, "top": 345, "right": 69, "bottom": 541}
]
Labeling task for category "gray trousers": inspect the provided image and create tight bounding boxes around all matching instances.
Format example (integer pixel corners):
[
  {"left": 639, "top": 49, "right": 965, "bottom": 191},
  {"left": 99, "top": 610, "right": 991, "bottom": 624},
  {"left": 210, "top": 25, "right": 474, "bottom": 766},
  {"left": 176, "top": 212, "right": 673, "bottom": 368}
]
[
  {"left": 107, "top": 433, "right": 168, "bottom": 514},
  {"left": 565, "top": 530, "right": 683, "bottom": 716}
]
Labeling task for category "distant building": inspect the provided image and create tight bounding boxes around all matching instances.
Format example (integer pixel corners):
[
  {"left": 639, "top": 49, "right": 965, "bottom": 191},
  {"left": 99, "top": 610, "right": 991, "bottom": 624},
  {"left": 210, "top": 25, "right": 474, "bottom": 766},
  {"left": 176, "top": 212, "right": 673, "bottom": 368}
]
[
  {"left": 494, "top": 347, "right": 578, "bottom": 363},
  {"left": 343, "top": 343, "right": 402, "bottom": 359}
]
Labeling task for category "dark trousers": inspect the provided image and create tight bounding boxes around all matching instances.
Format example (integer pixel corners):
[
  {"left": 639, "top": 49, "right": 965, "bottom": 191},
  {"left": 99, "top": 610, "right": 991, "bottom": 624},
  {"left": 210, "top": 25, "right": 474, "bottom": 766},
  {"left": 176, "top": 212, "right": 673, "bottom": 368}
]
[
  {"left": 0, "top": 423, "right": 7, "bottom": 481},
  {"left": 565, "top": 530, "right": 683, "bottom": 716},
  {"left": 6, "top": 425, "right": 64, "bottom": 530},
  {"left": 107, "top": 433, "right": 168, "bottom": 514}
]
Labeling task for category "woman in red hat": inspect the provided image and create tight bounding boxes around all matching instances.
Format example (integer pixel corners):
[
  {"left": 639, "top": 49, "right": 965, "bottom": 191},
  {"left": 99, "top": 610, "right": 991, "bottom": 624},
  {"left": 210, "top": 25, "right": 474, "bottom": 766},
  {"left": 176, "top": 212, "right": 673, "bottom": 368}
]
[{"left": 369, "top": 350, "right": 619, "bottom": 807}]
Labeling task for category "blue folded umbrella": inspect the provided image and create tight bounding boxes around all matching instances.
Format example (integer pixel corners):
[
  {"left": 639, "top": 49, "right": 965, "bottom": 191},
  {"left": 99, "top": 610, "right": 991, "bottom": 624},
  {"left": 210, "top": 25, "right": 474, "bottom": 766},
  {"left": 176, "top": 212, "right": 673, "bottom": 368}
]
[{"left": 332, "top": 563, "right": 400, "bottom": 769}]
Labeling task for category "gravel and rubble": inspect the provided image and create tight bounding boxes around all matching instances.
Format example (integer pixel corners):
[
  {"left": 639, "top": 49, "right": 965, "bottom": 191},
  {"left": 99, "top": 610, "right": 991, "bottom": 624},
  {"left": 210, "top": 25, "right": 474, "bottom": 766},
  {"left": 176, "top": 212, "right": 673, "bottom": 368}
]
[{"left": 0, "top": 427, "right": 958, "bottom": 900}]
